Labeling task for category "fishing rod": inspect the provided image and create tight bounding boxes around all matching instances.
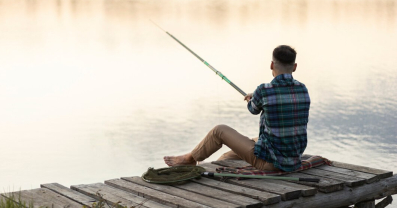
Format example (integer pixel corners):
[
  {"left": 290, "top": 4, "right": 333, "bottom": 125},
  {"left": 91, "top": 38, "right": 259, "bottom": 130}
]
[
  {"left": 150, "top": 20, "right": 247, "bottom": 97},
  {"left": 142, "top": 166, "right": 321, "bottom": 184}
]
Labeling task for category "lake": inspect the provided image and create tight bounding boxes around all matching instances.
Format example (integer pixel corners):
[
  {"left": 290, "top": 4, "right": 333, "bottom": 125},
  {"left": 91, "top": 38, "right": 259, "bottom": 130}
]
[{"left": 0, "top": 0, "right": 396, "bottom": 202}]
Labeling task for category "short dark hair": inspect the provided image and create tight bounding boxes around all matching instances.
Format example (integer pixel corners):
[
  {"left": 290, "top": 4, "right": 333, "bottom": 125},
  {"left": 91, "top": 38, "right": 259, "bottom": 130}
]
[{"left": 272, "top": 45, "right": 297, "bottom": 65}]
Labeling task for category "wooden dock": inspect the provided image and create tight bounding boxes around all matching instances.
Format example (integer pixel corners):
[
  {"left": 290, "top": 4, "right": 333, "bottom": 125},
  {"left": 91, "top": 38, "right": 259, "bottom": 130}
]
[{"left": 2, "top": 156, "right": 396, "bottom": 208}]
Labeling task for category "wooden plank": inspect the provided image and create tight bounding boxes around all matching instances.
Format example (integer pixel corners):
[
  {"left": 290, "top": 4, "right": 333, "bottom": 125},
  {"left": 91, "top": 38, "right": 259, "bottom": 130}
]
[
  {"left": 0, "top": 192, "right": 29, "bottom": 206},
  {"left": 41, "top": 183, "right": 97, "bottom": 206},
  {"left": 71, "top": 183, "right": 170, "bottom": 208},
  {"left": 192, "top": 177, "right": 281, "bottom": 205},
  {"left": 266, "top": 174, "right": 397, "bottom": 208},
  {"left": 105, "top": 178, "right": 211, "bottom": 208},
  {"left": 199, "top": 162, "right": 220, "bottom": 172},
  {"left": 331, "top": 161, "right": 393, "bottom": 179},
  {"left": 2, "top": 188, "right": 83, "bottom": 208},
  {"left": 223, "top": 178, "right": 302, "bottom": 201},
  {"left": 265, "top": 180, "right": 317, "bottom": 197},
  {"left": 283, "top": 172, "right": 345, "bottom": 193},
  {"left": 315, "top": 165, "right": 379, "bottom": 183},
  {"left": 301, "top": 168, "right": 366, "bottom": 187},
  {"left": 174, "top": 181, "right": 262, "bottom": 207},
  {"left": 202, "top": 162, "right": 344, "bottom": 193},
  {"left": 125, "top": 176, "right": 262, "bottom": 208},
  {"left": 1, "top": 191, "right": 33, "bottom": 205},
  {"left": 121, "top": 176, "right": 242, "bottom": 208},
  {"left": 303, "top": 154, "right": 393, "bottom": 179}
]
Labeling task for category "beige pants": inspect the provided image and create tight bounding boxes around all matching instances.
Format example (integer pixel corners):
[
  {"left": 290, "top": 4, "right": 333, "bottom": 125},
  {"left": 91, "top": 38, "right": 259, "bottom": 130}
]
[{"left": 191, "top": 124, "right": 279, "bottom": 171}]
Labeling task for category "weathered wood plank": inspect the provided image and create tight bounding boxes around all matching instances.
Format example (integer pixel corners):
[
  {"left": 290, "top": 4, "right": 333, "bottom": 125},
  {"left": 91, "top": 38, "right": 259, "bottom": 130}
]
[
  {"left": 301, "top": 168, "right": 366, "bottom": 187},
  {"left": 175, "top": 181, "right": 262, "bottom": 207},
  {"left": 266, "top": 180, "right": 317, "bottom": 197},
  {"left": 41, "top": 183, "right": 97, "bottom": 206},
  {"left": 283, "top": 172, "right": 345, "bottom": 193},
  {"left": 126, "top": 176, "right": 262, "bottom": 208},
  {"left": 122, "top": 176, "right": 242, "bottom": 208},
  {"left": 192, "top": 177, "right": 281, "bottom": 205},
  {"left": 203, "top": 162, "right": 344, "bottom": 193},
  {"left": 71, "top": 183, "right": 170, "bottom": 208},
  {"left": 199, "top": 162, "right": 220, "bottom": 172},
  {"left": 302, "top": 154, "right": 393, "bottom": 179},
  {"left": 2, "top": 188, "right": 83, "bottom": 208},
  {"left": 266, "top": 174, "right": 397, "bottom": 208},
  {"left": 105, "top": 178, "right": 211, "bottom": 208},
  {"left": 1, "top": 191, "right": 34, "bottom": 206},
  {"left": 315, "top": 165, "right": 379, "bottom": 183},
  {"left": 216, "top": 178, "right": 302, "bottom": 201},
  {"left": 331, "top": 161, "right": 393, "bottom": 179}
]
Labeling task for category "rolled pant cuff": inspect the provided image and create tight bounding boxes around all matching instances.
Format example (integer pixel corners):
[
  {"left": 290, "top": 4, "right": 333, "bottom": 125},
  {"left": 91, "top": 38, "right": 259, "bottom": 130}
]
[{"left": 190, "top": 150, "right": 203, "bottom": 162}]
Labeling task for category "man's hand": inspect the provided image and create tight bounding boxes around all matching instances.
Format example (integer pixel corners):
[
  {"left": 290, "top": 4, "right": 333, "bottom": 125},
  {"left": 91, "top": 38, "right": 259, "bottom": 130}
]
[{"left": 244, "top": 93, "right": 253, "bottom": 102}]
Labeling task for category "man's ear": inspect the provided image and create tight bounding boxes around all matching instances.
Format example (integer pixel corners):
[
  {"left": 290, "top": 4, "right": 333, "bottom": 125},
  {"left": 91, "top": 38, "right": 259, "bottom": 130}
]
[
  {"left": 292, "top": 63, "right": 297, "bottom": 72},
  {"left": 270, "top": 61, "right": 274, "bottom": 70}
]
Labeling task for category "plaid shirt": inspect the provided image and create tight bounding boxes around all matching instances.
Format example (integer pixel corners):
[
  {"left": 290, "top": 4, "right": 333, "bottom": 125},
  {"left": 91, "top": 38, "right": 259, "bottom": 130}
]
[{"left": 247, "top": 74, "right": 310, "bottom": 172}]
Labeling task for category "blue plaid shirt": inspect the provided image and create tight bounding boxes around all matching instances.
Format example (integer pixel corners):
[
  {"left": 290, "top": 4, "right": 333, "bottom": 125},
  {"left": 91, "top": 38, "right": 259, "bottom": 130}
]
[{"left": 247, "top": 74, "right": 310, "bottom": 172}]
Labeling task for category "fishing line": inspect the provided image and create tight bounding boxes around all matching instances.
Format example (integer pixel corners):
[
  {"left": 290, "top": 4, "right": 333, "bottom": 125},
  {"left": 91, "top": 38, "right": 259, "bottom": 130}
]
[{"left": 149, "top": 20, "right": 247, "bottom": 97}]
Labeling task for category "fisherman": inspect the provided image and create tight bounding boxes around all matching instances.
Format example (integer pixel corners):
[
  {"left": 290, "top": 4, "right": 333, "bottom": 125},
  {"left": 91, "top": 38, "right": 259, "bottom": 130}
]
[{"left": 164, "top": 45, "right": 310, "bottom": 172}]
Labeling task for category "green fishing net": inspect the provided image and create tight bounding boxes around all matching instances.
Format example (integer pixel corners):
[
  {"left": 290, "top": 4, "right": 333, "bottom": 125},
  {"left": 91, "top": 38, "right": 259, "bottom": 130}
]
[{"left": 141, "top": 166, "right": 206, "bottom": 185}]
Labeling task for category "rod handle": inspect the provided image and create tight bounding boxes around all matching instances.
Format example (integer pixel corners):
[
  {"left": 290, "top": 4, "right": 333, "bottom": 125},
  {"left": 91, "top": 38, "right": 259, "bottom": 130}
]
[
  {"left": 299, "top": 178, "right": 320, "bottom": 183},
  {"left": 201, "top": 172, "right": 215, "bottom": 177}
]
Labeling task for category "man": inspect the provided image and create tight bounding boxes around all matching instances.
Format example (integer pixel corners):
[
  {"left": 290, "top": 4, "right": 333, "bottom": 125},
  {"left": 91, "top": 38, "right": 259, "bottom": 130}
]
[{"left": 164, "top": 45, "right": 310, "bottom": 172}]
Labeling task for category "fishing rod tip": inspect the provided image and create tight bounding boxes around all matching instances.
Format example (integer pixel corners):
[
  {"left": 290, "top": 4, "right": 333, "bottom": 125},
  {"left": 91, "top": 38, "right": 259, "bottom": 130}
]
[{"left": 149, "top": 19, "right": 166, "bottom": 32}]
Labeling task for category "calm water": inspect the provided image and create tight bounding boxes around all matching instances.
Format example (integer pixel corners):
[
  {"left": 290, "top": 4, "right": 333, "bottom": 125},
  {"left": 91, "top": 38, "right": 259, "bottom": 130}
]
[{"left": 1, "top": 0, "right": 396, "bottom": 199}]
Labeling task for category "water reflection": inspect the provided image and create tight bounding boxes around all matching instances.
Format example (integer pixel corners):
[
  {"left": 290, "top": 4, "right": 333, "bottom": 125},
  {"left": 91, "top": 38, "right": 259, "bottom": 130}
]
[{"left": 0, "top": 0, "right": 396, "bottom": 197}]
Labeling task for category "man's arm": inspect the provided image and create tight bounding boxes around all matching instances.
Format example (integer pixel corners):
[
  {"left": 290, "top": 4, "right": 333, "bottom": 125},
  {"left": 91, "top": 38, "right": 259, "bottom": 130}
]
[{"left": 246, "top": 86, "right": 263, "bottom": 115}]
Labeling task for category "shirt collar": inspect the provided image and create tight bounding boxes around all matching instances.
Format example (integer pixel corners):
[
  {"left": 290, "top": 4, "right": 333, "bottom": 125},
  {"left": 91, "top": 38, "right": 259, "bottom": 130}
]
[{"left": 272, "top": 73, "right": 294, "bottom": 82}]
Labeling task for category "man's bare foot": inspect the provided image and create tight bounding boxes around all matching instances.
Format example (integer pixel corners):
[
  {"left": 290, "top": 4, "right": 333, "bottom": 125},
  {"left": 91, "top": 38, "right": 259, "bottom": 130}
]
[{"left": 164, "top": 153, "right": 197, "bottom": 167}]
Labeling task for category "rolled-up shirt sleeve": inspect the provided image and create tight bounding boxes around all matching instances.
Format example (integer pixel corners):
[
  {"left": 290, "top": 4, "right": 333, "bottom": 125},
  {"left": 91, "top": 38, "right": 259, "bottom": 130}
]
[{"left": 247, "top": 86, "right": 263, "bottom": 115}]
